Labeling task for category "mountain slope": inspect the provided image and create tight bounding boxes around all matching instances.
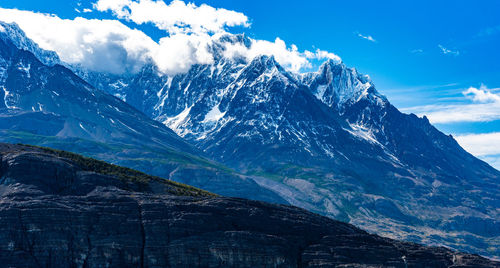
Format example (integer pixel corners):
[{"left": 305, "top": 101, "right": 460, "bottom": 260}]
[
  {"left": 76, "top": 35, "right": 500, "bottom": 258},
  {"left": 0, "top": 22, "right": 286, "bottom": 204},
  {"left": 0, "top": 143, "right": 497, "bottom": 267}
]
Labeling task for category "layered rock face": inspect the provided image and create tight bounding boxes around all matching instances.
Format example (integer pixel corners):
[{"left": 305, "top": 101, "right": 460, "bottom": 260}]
[{"left": 0, "top": 143, "right": 497, "bottom": 267}]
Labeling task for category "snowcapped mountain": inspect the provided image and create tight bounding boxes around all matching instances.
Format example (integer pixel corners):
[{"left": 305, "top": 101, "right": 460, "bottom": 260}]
[
  {"left": 72, "top": 34, "right": 500, "bottom": 258},
  {"left": 0, "top": 23, "right": 193, "bottom": 154},
  {"left": 1, "top": 21, "right": 497, "bottom": 258},
  {"left": 0, "top": 22, "right": 286, "bottom": 204},
  {"left": 302, "top": 58, "right": 386, "bottom": 112},
  {"left": 0, "top": 22, "right": 60, "bottom": 66}
]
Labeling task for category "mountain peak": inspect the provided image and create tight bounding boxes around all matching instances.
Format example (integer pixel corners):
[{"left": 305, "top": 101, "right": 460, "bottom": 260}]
[
  {"left": 322, "top": 57, "right": 344, "bottom": 67},
  {"left": 0, "top": 21, "right": 60, "bottom": 66},
  {"left": 317, "top": 58, "right": 345, "bottom": 78},
  {"left": 305, "top": 58, "right": 385, "bottom": 110},
  {"left": 239, "top": 54, "right": 299, "bottom": 87},
  {"left": 250, "top": 54, "right": 278, "bottom": 68}
]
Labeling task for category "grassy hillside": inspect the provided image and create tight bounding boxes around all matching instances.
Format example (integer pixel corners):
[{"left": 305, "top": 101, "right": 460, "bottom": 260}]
[{"left": 18, "top": 143, "right": 216, "bottom": 197}]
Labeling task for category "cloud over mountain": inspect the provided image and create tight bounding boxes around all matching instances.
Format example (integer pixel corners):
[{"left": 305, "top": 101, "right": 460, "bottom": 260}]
[
  {"left": 0, "top": 8, "right": 157, "bottom": 74},
  {"left": 0, "top": 0, "right": 340, "bottom": 75}
]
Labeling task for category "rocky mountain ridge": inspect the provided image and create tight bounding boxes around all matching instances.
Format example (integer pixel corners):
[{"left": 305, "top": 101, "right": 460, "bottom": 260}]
[{"left": 72, "top": 35, "right": 499, "bottom": 258}]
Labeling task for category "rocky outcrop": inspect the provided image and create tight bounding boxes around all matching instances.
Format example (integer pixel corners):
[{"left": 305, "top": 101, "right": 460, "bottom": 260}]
[{"left": 0, "top": 144, "right": 497, "bottom": 267}]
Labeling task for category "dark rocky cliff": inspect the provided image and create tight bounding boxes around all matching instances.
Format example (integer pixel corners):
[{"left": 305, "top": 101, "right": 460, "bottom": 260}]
[{"left": 0, "top": 143, "right": 497, "bottom": 267}]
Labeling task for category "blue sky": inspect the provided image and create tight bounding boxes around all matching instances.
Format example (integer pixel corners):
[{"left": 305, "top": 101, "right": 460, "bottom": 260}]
[{"left": 0, "top": 0, "right": 499, "bottom": 168}]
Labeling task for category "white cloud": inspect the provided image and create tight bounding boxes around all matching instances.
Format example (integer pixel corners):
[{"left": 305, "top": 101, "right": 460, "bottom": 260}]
[
  {"left": 224, "top": 38, "right": 341, "bottom": 72},
  {"left": 223, "top": 38, "right": 307, "bottom": 72},
  {"left": 438, "top": 44, "right": 459, "bottom": 56},
  {"left": 410, "top": 49, "right": 424, "bottom": 54},
  {"left": 478, "top": 155, "right": 500, "bottom": 170},
  {"left": 304, "top": 49, "right": 341, "bottom": 62},
  {"left": 455, "top": 132, "right": 500, "bottom": 156},
  {"left": 92, "top": 0, "right": 336, "bottom": 72},
  {"left": 357, "top": 33, "right": 376, "bottom": 42},
  {"left": 401, "top": 85, "right": 500, "bottom": 124},
  {"left": 0, "top": 7, "right": 216, "bottom": 75},
  {"left": 0, "top": 2, "right": 340, "bottom": 75},
  {"left": 463, "top": 84, "right": 500, "bottom": 103},
  {"left": 154, "top": 33, "right": 214, "bottom": 74},
  {"left": 455, "top": 132, "right": 500, "bottom": 170},
  {"left": 0, "top": 8, "right": 157, "bottom": 74},
  {"left": 94, "top": 0, "right": 250, "bottom": 34},
  {"left": 403, "top": 102, "right": 500, "bottom": 124},
  {"left": 83, "top": 8, "right": 93, "bottom": 13}
]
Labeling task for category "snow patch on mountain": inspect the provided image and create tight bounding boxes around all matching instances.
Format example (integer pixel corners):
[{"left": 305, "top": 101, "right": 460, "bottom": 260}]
[
  {"left": 16, "top": 62, "right": 31, "bottom": 77},
  {"left": 113, "top": 93, "right": 126, "bottom": 101},
  {"left": 79, "top": 122, "right": 89, "bottom": 133},
  {"left": 346, "top": 123, "right": 380, "bottom": 145},
  {"left": 109, "top": 80, "right": 128, "bottom": 90},
  {"left": 164, "top": 105, "right": 192, "bottom": 135},
  {"left": 315, "top": 84, "right": 328, "bottom": 100},
  {"left": 1, "top": 86, "right": 12, "bottom": 108},
  {"left": 203, "top": 105, "right": 226, "bottom": 123}
]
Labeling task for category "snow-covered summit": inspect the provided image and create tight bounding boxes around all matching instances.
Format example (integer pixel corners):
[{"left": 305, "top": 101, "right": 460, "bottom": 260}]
[
  {"left": 0, "top": 21, "right": 60, "bottom": 66},
  {"left": 301, "top": 59, "right": 387, "bottom": 111}
]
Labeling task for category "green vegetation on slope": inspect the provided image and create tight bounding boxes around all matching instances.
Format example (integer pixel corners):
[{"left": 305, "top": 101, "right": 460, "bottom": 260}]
[
  {"left": 0, "top": 130, "right": 233, "bottom": 172},
  {"left": 20, "top": 144, "right": 216, "bottom": 197}
]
